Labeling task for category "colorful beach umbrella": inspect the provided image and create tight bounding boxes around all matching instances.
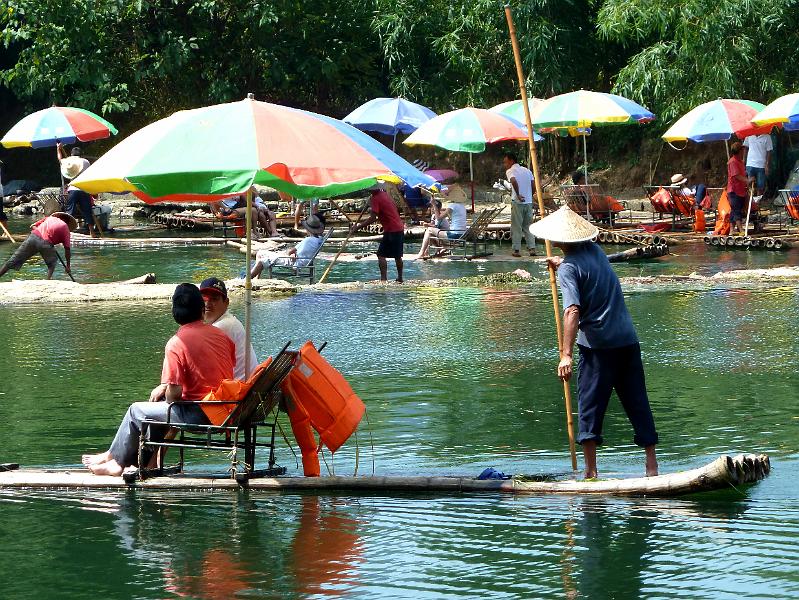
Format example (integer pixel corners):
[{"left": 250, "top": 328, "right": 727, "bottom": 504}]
[
  {"left": 529, "top": 90, "right": 654, "bottom": 192},
  {"left": 343, "top": 97, "right": 437, "bottom": 150},
  {"left": 752, "top": 93, "right": 799, "bottom": 131},
  {"left": 404, "top": 107, "right": 538, "bottom": 209},
  {"left": 73, "top": 97, "right": 437, "bottom": 202},
  {"left": 488, "top": 98, "right": 545, "bottom": 125},
  {"left": 529, "top": 90, "right": 654, "bottom": 130},
  {"left": 1, "top": 106, "right": 117, "bottom": 149},
  {"left": 662, "top": 99, "right": 771, "bottom": 144}
]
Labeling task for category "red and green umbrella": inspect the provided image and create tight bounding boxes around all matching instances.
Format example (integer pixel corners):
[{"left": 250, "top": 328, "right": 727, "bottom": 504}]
[
  {"left": 662, "top": 99, "right": 771, "bottom": 143},
  {"left": 1, "top": 106, "right": 117, "bottom": 148},
  {"left": 73, "top": 97, "right": 436, "bottom": 202}
]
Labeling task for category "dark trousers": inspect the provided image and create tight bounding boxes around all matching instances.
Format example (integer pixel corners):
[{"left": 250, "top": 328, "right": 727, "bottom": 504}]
[
  {"left": 66, "top": 190, "right": 93, "bottom": 228},
  {"left": 576, "top": 343, "right": 658, "bottom": 448}
]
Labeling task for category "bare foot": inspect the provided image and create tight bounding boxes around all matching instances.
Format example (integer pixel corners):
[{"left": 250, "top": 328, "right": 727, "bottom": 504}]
[
  {"left": 583, "top": 470, "right": 598, "bottom": 480},
  {"left": 88, "top": 459, "right": 124, "bottom": 476},
  {"left": 395, "top": 278, "right": 403, "bottom": 284},
  {"left": 82, "top": 451, "right": 111, "bottom": 466}
]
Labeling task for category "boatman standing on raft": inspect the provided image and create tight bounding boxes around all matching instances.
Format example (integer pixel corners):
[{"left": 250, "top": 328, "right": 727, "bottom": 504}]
[{"left": 530, "top": 206, "right": 659, "bottom": 479}]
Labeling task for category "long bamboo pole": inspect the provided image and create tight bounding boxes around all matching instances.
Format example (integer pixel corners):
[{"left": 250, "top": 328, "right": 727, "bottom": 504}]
[
  {"left": 244, "top": 187, "right": 253, "bottom": 378},
  {"left": 318, "top": 199, "right": 370, "bottom": 283},
  {"left": 504, "top": 4, "right": 578, "bottom": 472},
  {"left": 0, "top": 220, "right": 15, "bottom": 244}
]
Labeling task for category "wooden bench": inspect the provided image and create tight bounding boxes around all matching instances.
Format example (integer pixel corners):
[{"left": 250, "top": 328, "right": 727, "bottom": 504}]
[
  {"left": 129, "top": 342, "right": 298, "bottom": 482},
  {"left": 436, "top": 206, "right": 502, "bottom": 259}
]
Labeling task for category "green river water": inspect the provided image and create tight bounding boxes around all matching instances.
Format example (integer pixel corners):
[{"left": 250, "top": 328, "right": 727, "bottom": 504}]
[{"left": 0, "top": 221, "right": 797, "bottom": 599}]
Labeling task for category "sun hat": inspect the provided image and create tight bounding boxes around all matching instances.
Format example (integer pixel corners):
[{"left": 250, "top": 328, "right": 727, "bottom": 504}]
[
  {"left": 302, "top": 213, "right": 326, "bottom": 235},
  {"left": 199, "top": 277, "right": 228, "bottom": 299},
  {"left": 60, "top": 156, "right": 86, "bottom": 180},
  {"left": 528, "top": 205, "right": 599, "bottom": 243},
  {"left": 670, "top": 173, "right": 688, "bottom": 187},
  {"left": 411, "top": 158, "right": 429, "bottom": 172},
  {"left": 51, "top": 211, "right": 78, "bottom": 231}
]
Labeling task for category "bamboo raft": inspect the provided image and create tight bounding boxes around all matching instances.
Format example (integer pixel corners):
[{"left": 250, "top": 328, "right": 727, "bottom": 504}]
[{"left": 0, "top": 454, "right": 769, "bottom": 497}]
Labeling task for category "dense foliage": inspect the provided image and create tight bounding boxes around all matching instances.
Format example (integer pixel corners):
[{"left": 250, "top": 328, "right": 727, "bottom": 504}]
[{"left": 1, "top": 0, "right": 797, "bottom": 148}]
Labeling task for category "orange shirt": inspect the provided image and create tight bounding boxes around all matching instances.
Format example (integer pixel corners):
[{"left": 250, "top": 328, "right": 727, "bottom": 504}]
[{"left": 161, "top": 321, "right": 235, "bottom": 400}]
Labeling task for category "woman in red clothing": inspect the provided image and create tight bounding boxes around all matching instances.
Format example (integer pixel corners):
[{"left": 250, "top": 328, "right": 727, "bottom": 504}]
[{"left": 726, "top": 142, "right": 753, "bottom": 235}]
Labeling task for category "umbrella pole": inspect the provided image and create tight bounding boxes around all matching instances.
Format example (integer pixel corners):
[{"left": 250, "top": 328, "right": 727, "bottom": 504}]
[
  {"left": 318, "top": 199, "right": 370, "bottom": 284},
  {"left": 392, "top": 132, "right": 397, "bottom": 152},
  {"left": 504, "top": 4, "right": 578, "bottom": 472},
  {"left": 244, "top": 188, "right": 253, "bottom": 378},
  {"left": 582, "top": 135, "right": 590, "bottom": 219},
  {"left": 469, "top": 153, "right": 475, "bottom": 212}
]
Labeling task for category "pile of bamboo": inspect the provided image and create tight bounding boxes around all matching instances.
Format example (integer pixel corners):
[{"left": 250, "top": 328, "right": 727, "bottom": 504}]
[{"left": 703, "top": 235, "right": 791, "bottom": 250}]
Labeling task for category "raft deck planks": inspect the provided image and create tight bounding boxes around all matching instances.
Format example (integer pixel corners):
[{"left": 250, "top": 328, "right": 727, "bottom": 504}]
[{"left": 0, "top": 454, "right": 769, "bottom": 497}]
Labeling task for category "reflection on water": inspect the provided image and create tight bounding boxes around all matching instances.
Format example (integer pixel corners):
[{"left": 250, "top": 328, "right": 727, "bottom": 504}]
[{"left": 0, "top": 236, "right": 798, "bottom": 598}]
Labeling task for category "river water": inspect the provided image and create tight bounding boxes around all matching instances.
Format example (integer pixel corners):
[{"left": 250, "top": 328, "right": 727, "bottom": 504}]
[{"left": 0, "top": 226, "right": 797, "bottom": 599}]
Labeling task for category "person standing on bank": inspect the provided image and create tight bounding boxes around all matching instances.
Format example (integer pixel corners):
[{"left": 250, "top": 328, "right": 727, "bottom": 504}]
[
  {"left": 502, "top": 152, "right": 537, "bottom": 257},
  {"left": 727, "top": 142, "right": 753, "bottom": 235},
  {"left": 350, "top": 185, "right": 405, "bottom": 282},
  {"left": 57, "top": 143, "right": 97, "bottom": 237},
  {"left": 530, "top": 206, "right": 659, "bottom": 479}
]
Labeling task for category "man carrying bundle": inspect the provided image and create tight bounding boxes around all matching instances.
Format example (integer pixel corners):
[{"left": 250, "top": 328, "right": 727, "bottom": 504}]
[{"left": 531, "top": 206, "right": 659, "bottom": 479}]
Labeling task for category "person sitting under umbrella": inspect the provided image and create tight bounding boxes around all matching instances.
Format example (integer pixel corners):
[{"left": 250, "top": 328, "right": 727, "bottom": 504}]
[
  {"left": 250, "top": 213, "right": 327, "bottom": 278},
  {"left": 0, "top": 212, "right": 76, "bottom": 279},
  {"left": 412, "top": 196, "right": 467, "bottom": 259}
]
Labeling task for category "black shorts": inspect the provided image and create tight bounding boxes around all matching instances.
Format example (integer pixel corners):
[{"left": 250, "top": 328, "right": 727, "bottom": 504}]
[
  {"left": 377, "top": 230, "right": 404, "bottom": 259},
  {"left": 728, "top": 192, "right": 746, "bottom": 223},
  {"left": 576, "top": 343, "right": 658, "bottom": 448}
]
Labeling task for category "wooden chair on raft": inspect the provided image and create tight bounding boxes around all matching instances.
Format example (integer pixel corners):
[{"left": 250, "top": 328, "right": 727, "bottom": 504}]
[
  {"left": 264, "top": 227, "right": 334, "bottom": 284},
  {"left": 434, "top": 206, "right": 503, "bottom": 259},
  {"left": 126, "top": 342, "right": 299, "bottom": 483},
  {"left": 560, "top": 184, "right": 626, "bottom": 226}
]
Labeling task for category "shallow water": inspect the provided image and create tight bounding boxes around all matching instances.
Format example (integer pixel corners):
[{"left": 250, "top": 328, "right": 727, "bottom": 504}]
[{"left": 0, "top": 220, "right": 798, "bottom": 599}]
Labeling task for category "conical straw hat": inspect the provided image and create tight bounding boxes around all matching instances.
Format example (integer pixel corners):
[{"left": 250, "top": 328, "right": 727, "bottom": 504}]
[{"left": 528, "top": 205, "right": 598, "bottom": 243}]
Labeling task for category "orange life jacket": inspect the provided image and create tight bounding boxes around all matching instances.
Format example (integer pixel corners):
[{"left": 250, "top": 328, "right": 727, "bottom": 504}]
[
  {"left": 694, "top": 209, "right": 706, "bottom": 232},
  {"left": 200, "top": 357, "right": 272, "bottom": 425},
  {"left": 282, "top": 340, "right": 366, "bottom": 455},
  {"left": 713, "top": 190, "right": 731, "bottom": 236}
]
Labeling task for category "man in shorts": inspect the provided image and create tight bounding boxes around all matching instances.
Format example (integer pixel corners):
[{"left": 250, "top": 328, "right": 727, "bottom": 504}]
[
  {"left": 0, "top": 212, "right": 77, "bottom": 279},
  {"left": 531, "top": 206, "right": 659, "bottom": 479},
  {"left": 351, "top": 185, "right": 405, "bottom": 282},
  {"left": 743, "top": 134, "right": 773, "bottom": 196}
]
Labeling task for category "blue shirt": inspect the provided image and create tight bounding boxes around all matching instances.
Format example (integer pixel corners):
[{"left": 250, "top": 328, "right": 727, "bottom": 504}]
[{"left": 557, "top": 242, "right": 638, "bottom": 349}]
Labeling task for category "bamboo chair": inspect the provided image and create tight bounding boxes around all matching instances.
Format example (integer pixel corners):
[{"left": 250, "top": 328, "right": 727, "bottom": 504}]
[
  {"left": 435, "top": 206, "right": 502, "bottom": 259},
  {"left": 129, "top": 342, "right": 298, "bottom": 482},
  {"left": 777, "top": 189, "right": 799, "bottom": 229},
  {"left": 265, "top": 228, "right": 334, "bottom": 284}
]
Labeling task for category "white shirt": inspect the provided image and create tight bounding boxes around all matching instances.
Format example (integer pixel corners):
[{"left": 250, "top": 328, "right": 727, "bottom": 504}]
[
  {"left": 506, "top": 163, "right": 534, "bottom": 203},
  {"left": 743, "top": 135, "right": 773, "bottom": 168},
  {"left": 212, "top": 311, "right": 258, "bottom": 380},
  {"left": 65, "top": 158, "right": 91, "bottom": 192},
  {"left": 447, "top": 202, "right": 467, "bottom": 232}
]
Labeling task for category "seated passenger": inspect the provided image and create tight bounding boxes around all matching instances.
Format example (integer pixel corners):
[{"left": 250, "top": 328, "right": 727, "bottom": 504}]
[
  {"left": 210, "top": 193, "right": 273, "bottom": 239},
  {"left": 413, "top": 198, "right": 468, "bottom": 259},
  {"left": 250, "top": 214, "right": 326, "bottom": 278},
  {"left": 82, "top": 284, "right": 235, "bottom": 476},
  {"left": 250, "top": 186, "right": 279, "bottom": 237}
]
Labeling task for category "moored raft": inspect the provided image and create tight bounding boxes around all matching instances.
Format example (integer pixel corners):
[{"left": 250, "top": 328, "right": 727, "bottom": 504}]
[{"left": 0, "top": 454, "right": 769, "bottom": 497}]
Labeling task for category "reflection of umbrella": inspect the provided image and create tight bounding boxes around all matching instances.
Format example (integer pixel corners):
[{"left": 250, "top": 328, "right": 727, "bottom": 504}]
[
  {"left": 530, "top": 90, "right": 654, "bottom": 189},
  {"left": 343, "top": 97, "right": 436, "bottom": 150},
  {"left": 489, "top": 98, "right": 544, "bottom": 124},
  {"left": 2, "top": 105, "right": 118, "bottom": 189},
  {"left": 73, "top": 96, "right": 437, "bottom": 375},
  {"left": 404, "top": 107, "right": 539, "bottom": 209},
  {"left": 752, "top": 93, "right": 799, "bottom": 131},
  {"left": 662, "top": 99, "right": 770, "bottom": 143}
]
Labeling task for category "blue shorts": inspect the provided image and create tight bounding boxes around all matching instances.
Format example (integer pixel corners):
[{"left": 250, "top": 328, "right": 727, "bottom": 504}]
[
  {"left": 746, "top": 166, "right": 766, "bottom": 190},
  {"left": 576, "top": 343, "right": 658, "bottom": 447},
  {"left": 446, "top": 230, "right": 464, "bottom": 239}
]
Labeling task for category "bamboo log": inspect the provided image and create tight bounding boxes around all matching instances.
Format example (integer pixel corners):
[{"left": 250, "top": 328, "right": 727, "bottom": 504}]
[{"left": 0, "top": 454, "right": 769, "bottom": 497}]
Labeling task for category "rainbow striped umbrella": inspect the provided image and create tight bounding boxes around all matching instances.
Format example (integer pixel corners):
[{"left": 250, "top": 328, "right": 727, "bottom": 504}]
[
  {"left": 72, "top": 97, "right": 436, "bottom": 202},
  {"left": 488, "top": 98, "right": 545, "bottom": 125},
  {"left": 1, "top": 106, "right": 117, "bottom": 148},
  {"left": 403, "top": 107, "right": 536, "bottom": 152},
  {"left": 752, "top": 93, "right": 799, "bottom": 131},
  {"left": 662, "top": 99, "right": 771, "bottom": 143},
  {"left": 529, "top": 90, "right": 654, "bottom": 129}
]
